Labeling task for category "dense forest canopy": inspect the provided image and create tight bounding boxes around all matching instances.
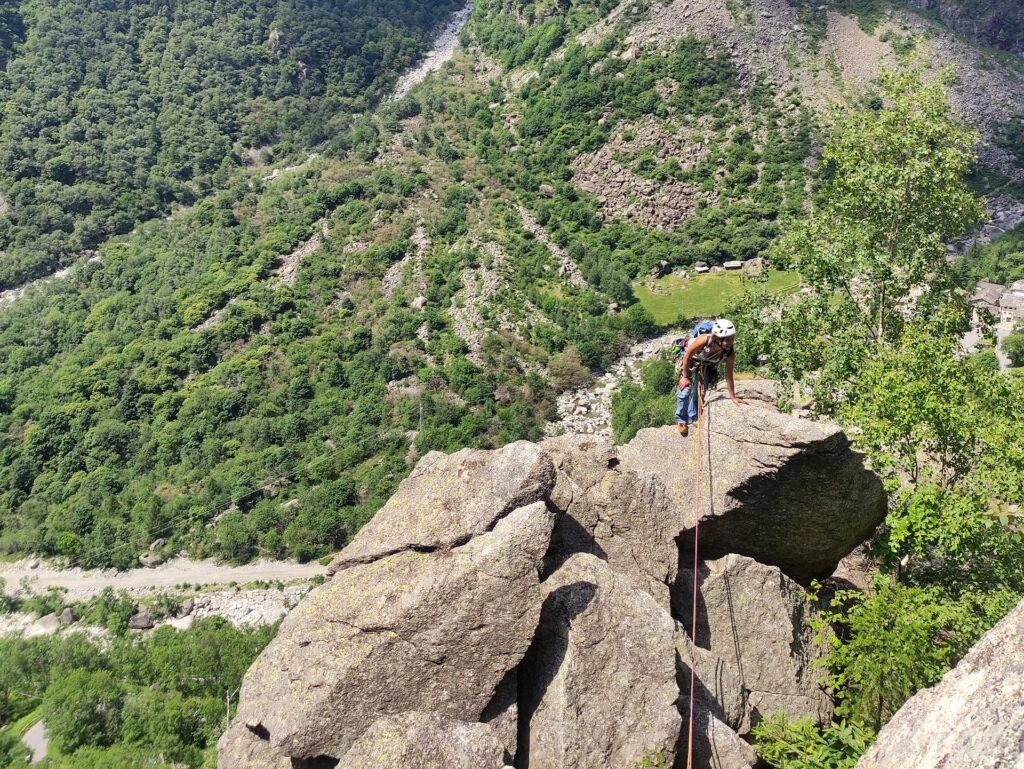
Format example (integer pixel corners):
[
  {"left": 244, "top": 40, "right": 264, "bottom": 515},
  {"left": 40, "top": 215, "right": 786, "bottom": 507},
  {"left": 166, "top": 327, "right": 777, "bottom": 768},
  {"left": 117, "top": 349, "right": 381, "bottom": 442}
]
[
  {"left": 0, "top": 0, "right": 462, "bottom": 291},
  {"left": 0, "top": 613, "right": 276, "bottom": 767}
]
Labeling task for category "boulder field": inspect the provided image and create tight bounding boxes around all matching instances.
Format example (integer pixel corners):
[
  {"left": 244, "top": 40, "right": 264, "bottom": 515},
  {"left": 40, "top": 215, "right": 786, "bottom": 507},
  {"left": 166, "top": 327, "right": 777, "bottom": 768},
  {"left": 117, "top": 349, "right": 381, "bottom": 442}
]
[{"left": 219, "top": 391, "right": 886, "bottom": 768}]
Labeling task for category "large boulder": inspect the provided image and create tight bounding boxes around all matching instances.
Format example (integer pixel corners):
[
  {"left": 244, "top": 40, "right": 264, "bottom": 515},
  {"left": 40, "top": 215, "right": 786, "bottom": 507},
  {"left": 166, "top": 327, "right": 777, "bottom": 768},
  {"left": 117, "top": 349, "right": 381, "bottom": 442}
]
[
  {"left": 339, "top": 712, "right": 507, "bottom": 769},
  {"left": 676, "top": 626, "right": 749, "bottom": 734},
  {"left": 684, "top": 703, "right": 759, "bottom": 769},
  {"left": 856, "top": 597, "right": 1024, "bottom": 769},
  {"left": 542, "top": 434, "right": 684, "bottom": 607},
  {"left": 139, "top": 551, "right": 164, "bottom": 568},
  {"left": 520, "top": 553, "right": 681, "bottom": 769},
  {"left": 222, "top": 501, "right": 555, "bottom": 764},
  {"left": 618, "top": 391, "right": 885, "bottom": 583},
  {"left": 326, "top": 441, "right": 554, "bottom": 574},
  {"left": 128, "top": 607, "right": 154, "bottom": 630},
  {"left": 29, "top": 613, "right": 60, "bottom": 637},
  {"left": 677, "top": 554, "right": 832, "bottom": 726}
]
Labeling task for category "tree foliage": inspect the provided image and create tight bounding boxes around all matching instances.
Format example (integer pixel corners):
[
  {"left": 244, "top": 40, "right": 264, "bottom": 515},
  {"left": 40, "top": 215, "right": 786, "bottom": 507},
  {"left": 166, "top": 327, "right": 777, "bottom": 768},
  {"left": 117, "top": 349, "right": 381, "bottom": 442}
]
[
  {"left": 748, "top": 67, "right": 1024, "bottom": 763},
  {"left": 610, "top": 359, "right": 676, "bottom": 443},
  {"left": 0, "top": 0, "right": 463, "bottom": 290},
  {"left": 1003, "top": 332, "right": 1024, "bottom": 367},
  {"left": 752, "top": 713, "right": 873, "bottom": 769},
  {"left": 757, "top": 66, "right": 983, "bottom": 409},
  {"left": 1, "top": 617, "right": 274, "bottom": 766}
]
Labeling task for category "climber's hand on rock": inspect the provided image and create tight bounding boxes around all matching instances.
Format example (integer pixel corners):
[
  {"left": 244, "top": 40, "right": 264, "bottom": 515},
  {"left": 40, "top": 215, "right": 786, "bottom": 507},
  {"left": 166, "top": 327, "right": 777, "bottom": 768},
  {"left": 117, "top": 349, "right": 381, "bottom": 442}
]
[{"left": 731, "top": 395, "right": 747, "bottom": 406}]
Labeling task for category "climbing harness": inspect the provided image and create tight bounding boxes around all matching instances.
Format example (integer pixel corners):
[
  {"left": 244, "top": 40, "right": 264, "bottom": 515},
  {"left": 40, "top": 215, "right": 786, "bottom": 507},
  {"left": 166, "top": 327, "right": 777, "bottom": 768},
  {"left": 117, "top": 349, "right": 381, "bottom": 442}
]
[
  {"left": 673, "top": 321, "right": 734, "bottom": 386},
  {"left": 686, "top": 378, "right": 706, "bottom": 769}
]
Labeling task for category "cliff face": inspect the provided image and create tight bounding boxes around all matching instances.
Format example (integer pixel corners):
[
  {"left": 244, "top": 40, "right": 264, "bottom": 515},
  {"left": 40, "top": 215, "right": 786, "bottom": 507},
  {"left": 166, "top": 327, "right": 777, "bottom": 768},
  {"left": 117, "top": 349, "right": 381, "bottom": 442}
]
[
  {"left": 218, "top": 387, "right": 886, "bottom": 769},
  {"left": 903, "top": 0, "right": 1024, "bottom": 56}
]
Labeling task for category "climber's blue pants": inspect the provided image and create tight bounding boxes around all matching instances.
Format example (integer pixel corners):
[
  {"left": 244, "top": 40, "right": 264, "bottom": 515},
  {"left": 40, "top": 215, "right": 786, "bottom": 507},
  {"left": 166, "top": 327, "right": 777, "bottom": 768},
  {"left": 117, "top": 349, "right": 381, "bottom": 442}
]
[{"left": 675, "top": 367, "right": 710, "bottom": 425}]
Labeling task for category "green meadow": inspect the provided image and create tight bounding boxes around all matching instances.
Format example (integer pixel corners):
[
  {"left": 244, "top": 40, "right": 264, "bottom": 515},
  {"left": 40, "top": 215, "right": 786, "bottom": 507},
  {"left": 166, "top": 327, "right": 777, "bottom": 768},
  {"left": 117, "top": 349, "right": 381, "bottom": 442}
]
[{"left": 633, "top": 270, "right": 801, "bottom": 324}]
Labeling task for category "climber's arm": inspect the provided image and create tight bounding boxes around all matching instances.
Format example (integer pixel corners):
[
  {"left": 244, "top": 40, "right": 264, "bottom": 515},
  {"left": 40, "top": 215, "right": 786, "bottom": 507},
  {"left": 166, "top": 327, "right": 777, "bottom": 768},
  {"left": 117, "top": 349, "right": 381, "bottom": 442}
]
[{"left": 678, "top": 336, "right": 705, "bottom": 389}]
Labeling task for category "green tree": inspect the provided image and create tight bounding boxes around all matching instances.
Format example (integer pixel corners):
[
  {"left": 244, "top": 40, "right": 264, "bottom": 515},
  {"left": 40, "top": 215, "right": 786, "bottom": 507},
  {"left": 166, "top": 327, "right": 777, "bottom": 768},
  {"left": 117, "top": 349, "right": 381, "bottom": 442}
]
[
  {"left": 762, "top": 66, "right": 983, "bottom": 408},
  {"left": 641, "top": 359, "right": 677, "bottom": 396},
  {"left": 0, "top": 729, "right": 29, "bottom": 768},
  {"left": 43, "top": 669, "right": 125, "bottom": 752},
  {"left": 971, "top": 347, "right": 1000, "bottom": 373},
  {"left": 816, "top": 576, "right": 973, "bottom": 730},
  {"left": 548, "top": 346, "right": 592, "bottom": 392},
  {"left": 744, "top": 64, "right": 1024, "bottom": 748},
  {"left": 1003, "top": 333, "right": 1024, "bottom": 368},
  {"left": 610, "top": 374, "right": 675, "bottom": 444},
  {"left": 841, "top": 326, "right": 1024, "bottom": 561}
]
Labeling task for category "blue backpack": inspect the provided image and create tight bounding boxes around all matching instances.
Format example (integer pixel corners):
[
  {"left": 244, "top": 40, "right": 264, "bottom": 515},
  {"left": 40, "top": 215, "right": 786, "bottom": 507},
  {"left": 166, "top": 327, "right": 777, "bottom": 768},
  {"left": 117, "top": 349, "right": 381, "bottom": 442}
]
[
  {"left": 690, "top": 319, "right": 715, "bottom": 339},
  {"left": 671, "top": 320, "right": 714, "bottom": 381}
]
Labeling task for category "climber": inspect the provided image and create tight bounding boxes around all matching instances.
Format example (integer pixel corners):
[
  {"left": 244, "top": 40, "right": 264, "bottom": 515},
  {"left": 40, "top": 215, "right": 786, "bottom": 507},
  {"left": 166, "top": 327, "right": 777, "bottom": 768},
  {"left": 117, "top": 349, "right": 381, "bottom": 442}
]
[{"left": 675, "top": 318, "right": 746, "bottom": 436}]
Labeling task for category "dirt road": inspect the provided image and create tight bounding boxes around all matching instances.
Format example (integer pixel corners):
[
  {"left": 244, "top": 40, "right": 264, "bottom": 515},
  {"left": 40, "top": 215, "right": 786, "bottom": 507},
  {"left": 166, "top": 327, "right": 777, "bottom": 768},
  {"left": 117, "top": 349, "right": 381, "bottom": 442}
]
[{"left": 0, "top": 557, "right": 324, "bottom": 602}]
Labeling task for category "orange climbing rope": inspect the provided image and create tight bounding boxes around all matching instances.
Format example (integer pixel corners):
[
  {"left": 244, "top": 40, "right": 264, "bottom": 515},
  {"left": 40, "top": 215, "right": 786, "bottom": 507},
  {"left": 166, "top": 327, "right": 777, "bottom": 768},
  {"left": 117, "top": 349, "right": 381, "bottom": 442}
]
[{"left": 686, "top": 376, "right": 706, "bottom": 769}]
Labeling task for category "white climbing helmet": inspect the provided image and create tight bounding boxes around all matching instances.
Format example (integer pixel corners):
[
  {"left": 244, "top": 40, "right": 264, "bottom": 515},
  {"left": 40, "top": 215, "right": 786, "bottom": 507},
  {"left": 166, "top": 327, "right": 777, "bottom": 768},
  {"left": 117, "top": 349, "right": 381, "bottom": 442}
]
[{"left": 712, "top": 318, "right": 736, "bottom": 338}]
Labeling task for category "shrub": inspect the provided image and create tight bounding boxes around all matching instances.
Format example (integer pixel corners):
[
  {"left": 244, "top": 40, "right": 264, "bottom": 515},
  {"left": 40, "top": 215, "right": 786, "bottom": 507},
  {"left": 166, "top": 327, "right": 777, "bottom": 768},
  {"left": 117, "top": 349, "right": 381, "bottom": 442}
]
[
  {"left": 752, "top": 714, "right": 873, "bottom": 769},
  {"left": 548, "top": 346, "right": 592, "bottom": 392},
  {"left": 611, "top": 380, "right": 675, "bottom": 444},
  {"left": 1003, "top": 333, "right": 1024, "bottom": 368}
]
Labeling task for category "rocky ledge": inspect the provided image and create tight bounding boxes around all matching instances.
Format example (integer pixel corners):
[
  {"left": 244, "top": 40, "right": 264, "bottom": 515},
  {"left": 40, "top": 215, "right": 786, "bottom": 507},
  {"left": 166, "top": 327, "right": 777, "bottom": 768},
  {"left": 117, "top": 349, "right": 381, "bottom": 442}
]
[{"left": 219, "top": 391, "right": 885, "bottom": 768}]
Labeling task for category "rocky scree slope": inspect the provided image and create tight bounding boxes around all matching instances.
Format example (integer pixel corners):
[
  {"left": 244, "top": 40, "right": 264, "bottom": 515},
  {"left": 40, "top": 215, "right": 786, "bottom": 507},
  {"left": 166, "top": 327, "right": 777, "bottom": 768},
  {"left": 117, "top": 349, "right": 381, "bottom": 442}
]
[
  {"left": 625, "top": 0, "right": 1023, "bottom": 177},
  {"left": 219, "top": 388, "right": 886, "bottom": 769}
]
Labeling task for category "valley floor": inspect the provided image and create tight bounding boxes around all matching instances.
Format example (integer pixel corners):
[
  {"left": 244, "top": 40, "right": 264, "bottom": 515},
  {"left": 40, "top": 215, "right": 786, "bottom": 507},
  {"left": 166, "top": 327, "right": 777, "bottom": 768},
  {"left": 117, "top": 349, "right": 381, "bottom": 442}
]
[{"left": 0, "top": 556, "right": 323, "bottom": 602}]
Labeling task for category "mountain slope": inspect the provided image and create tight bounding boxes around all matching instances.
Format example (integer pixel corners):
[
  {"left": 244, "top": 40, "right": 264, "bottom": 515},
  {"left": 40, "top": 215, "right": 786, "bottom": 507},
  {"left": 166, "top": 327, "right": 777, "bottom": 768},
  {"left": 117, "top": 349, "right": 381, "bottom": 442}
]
[
  {"left": 0, "top": 0, "right": 464, "bottom": 291},
  {"left": 905, "top": 0, "right": 1024, "bottom": 55},
  {"left": 0, "top": 0, "right": 1022, "bottom": 573}
]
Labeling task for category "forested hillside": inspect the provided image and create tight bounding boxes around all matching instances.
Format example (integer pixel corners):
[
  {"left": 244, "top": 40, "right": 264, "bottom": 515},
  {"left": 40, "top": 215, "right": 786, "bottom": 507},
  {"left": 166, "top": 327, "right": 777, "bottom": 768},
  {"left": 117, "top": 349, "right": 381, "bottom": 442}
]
[
  {"left": 0, "top": 0, "right": 463, "bottom": 290},
  {"left": 0, "top": 0, "right": 1021, "bottom": 570},
  {"left": 0, "top": 0, "right": 822, "bottom": 570},
  {"left": 0, "top": 0, "right": 1022, "bottom": 767}
]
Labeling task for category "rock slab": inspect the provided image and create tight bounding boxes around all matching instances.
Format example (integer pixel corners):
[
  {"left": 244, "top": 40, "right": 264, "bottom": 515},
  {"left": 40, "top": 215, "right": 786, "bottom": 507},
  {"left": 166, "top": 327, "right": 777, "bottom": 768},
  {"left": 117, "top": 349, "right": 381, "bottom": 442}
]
[
  {"left": 543, "top": 434, "right": 684, "bottom": 607},
  {"left": 520, "top": 553, "right": 681, "bottom": 769},
  {"left": 682, "top": 701, "right": 759, "bottom": 769},
  {"left": 619, "top": 394, "right": 885, "bottom": 583},
  {"left": 676, "top": 626, "right": 749, "bottom": 734},
  {"left": 340, "top": 711, "right": 507, "bottom": 769},
  {"left": 327, "top": 441, "right": 554, "bottom": 574},
  {"left": 677, "top": 554, "right": 832, "bottom": 726},
  {"left": 223, "top": 501, "right": 555, "bottom": 763},
  {"left": 856, "top": 597, "right": 1024, "bottom": 769},
  {"left": 221, "top": 399, "right": 885, "bottom": 768}
]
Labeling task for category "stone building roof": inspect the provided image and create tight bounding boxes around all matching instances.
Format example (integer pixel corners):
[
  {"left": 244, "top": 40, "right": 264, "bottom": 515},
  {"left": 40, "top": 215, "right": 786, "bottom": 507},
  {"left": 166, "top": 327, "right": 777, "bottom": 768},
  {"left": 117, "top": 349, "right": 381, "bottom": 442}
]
[{"left": 972, "top": 281, "right": 1005, "bottom": 307}]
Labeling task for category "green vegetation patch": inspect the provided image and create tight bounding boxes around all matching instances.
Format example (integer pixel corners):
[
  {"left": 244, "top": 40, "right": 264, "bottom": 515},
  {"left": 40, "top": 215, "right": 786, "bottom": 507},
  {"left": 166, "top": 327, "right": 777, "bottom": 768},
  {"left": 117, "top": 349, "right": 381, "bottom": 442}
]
[
  {"left": 0, "top": 0, "right": 464, "bottom": 291},
  {"left": 956, "top": 221, "right": 1024, "bottom": 286},
  {"left": 633, "top": 270, "right": 800, "bottom": 324},
  {"left": 0, "top": 618, "right": 275, "bottom": 767}
]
